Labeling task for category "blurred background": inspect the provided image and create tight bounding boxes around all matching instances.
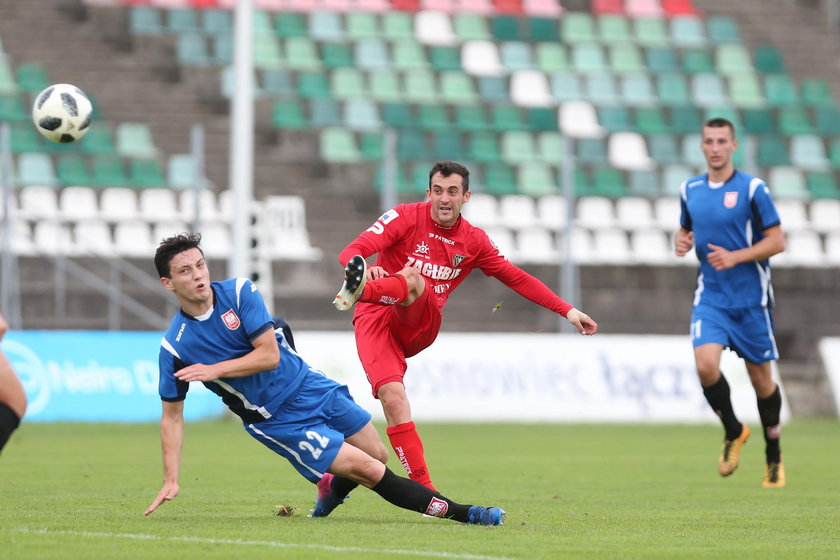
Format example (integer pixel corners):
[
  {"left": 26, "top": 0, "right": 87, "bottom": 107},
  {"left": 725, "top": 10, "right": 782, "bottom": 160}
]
[{"left": 0, "top": 0, "right": 839, "bottom": 420}]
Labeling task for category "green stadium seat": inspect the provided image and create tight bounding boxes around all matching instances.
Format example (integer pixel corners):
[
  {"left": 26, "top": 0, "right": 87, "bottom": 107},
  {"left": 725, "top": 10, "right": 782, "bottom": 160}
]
[
  {"left": 431, "top": 131, "right": 466, "bottom": 160},
  {"left": 254, "top": 36, "right": 283, "bottom": 69},
  {"left": 831, "top": 138, "right": 840, "bottom": 169},
  {"left": 691, "top": 74, "right": 728, "bottom": 108},
  {"left": 252, "top": 10, "right": 274, "bottom": 38},
  {"left": 706, "top": 15, "right": 741, "bottom": 44},
  {"left": 628, "top": 169, "right": 661, "bottom": 197},
  {"left": 490, "top": 105, "right": 528, "bottom": 131},
  {"left": 167, "top": 8, "right": 199, "bottom": 34},
  {"left": 656, "top": 73, "right": 690, "bottom": 105},
  {"left": 321, "top": 43, "right": 354, "bottom": 69},
  {"left": 662, "top": 164, "right": 695, "bottom": 195},
  {"left": 417, "top": 105, "right": 451, "bottom": 130},
  {"left": 272, "top": 99, "right": 308, "bottom": 130},
  {"left": 801, "top": 79, "right": 836, "bottom": 108},
  {"left": 202, "top": 9, "right": 231, "bottom": 35},
  {"left": 283, "top": 37, "right": 320, "bottom": 70},
  {"left": 381, "top": 102, "right": 415, "bottom": 128},
  {"left": 526, "top": 17, "right": 560, "bottom": 42},
  {"left": 609, "top": 44, "right": 645, "bottom": 74},
  {"left": 130, "top": 158, "right": 166, "bottom": 188},
  {"left": 716, "top": 44, "right": 754, "bottom": 75},
  {"left": 346, "top": 12, "right": 380, "bottom": 40},
  {"left": 754, "top": 46, "right": 785, "bottom": 73},
  {"left": 526, "top": 107, "right": 557, "bottom": 131},
  {"left": 320, "top": 127, "right": 361, "bottom": 163},
  {"left": 814, "top": 108, "right": 840, "bottom": 136},
  {"left": 728, "top": 74, "right": 766, "bottom": 108},
  {"left": 374, "top": 163, "right": 407, "bottom": 193},
  {"left": 670, "top": 16, "right": 707, "bottom": 48},
  {"left": 586, "top": 73, "right": 619, "bottom": 105},
  {"left": 56, "top": 155, "right": 91, "bottom": 186},
  {"left": 343, "top": 98, "right": 381, "bottom": 130},
  {"left": 10, "top": 123, "right": 41, "bottom": 153},
  {"left": 262, "top": 69, "right": 294, "bottom": 97},
  {"left": 517, "top": 162, "right": 559, "bottom": 196},
  {"left": 647, "top": 134, "right": 681, "bottom": 164},
  {"left": 550, "top": 73, "right": 583, "bottom": 103},
  {"left": 167, "top": 154, "right": 195, "bottom": 189},
  {"left": 116, "top": 123, "right": 157, "bottom": 159},
  {"left": 212, "top": 34, "right": 232, "bottom": 65},
  {"left": 130, "top": 6, "right": 164, "bottom": 36},
  {"left": 17, "top": 152, "right": 57, "bottom": 187},
  {"left": 635, "top": 107, "right": 670, "bottom": 134},
  {"left": 764, "top": 74, "right": 799, "bottom": 106},
  {"left": 778, "top": 107, "right": 813, "bottom": 135},
  {"left": 562, "top": 13, "right": 596, "bottom": 42},
  {"left": 392, "top": 40, "right": 428, "bottom": 70},
  {"left": 535, "top": 43, "right": 568, "bottom": 73},
  {"left": 645, "top": 47, "right": 680, "bottom": 73},
  {"left": 297, "top": 72, "right": 331, "bottom": 99},
  {"left": 500, "top": 42, "right": 534, "bottom": 72},
  {"left": 309, "top": 98, "right": 341, "bottom": 128},
  {"left": 330, "top": 68, "right": 366, "bottom": 99},
  {"left": 467, "top": 132, "right": 502, "bottom": 163},
  {"left": 591, "top": 167, "right": 627, "bottom": 198},
  {"left": 81, "top": 127, "right": 116, "bottom": 155},
  {"left": 455, "top": 105, "right": 490, "bottom": 131},
  {"left": 807, "top": 171, "right": 839, "bottom": 198},
  {"left": 408, "top": 162, "right": 435, "bottom": 194},
  {"left": 0, "top": 95, "right": 28, "bottom": 122},
  {"left": 634, "top": 17, "right": 669, "bottom": 46},
  {"left": 768, "top": 166, "right": 808, "bottom": 199},
  {"left": 682, "top": 49, "right": 715, "bottom": 74},
  {"left": 791, "top": 134, "right": 829, "bottom": 170},
  {"left": 537, "top": 132, "right": 565, "bottom": 163},
  {"left": 354, "top": 39, "right": 391, "bottom": 70},
  {"left": 599, "top": 106, "right": 632, "bottom": 132},
  {"left": 177, "top": 34, "right": 211, "bottom": 67},
  {"left": 670, "top": 105, "right": 703, "bottom": 134},
  {"left": 577, "top": 138, "right": 608, "bottom": 165},
  {"left": 403, "top": 71, "right": 438, "bottom": 104},
  {"left": 490, "top": 15, "right": 523, "bottom": 41},
  {"left": 501, "top": 130, "right": 538, "bottom": 162},
  {"left": 369, "top": 71, "right": 401, "bottom": 102},
  {"left": 274, "top": 13, "right": 307, "bottom": 37},
  {"left": 91, "top": 156, "right": 128, "bottom": 188},
  {"left": 621, "top": 74, "right": 656, "bottom": 106},
  {"left": 478, "top": 76, "right": 510, "bottom": 103},
  {"left": 757, "top": 135, "right": 790, "bottom": 167},
  {"left": 382, "top": 12, "right": 415, "bottom": 40},
  {"left": 398, "top": 129, "right": 430, "bottom": 160},
  {"left": 0, "top": 61, "right": 17, "bottom": 95},
  {"left": 15, "top": 63, "right": 50, "bottom": 93},
  {"left": 572, "top": 43, "right": 608, "bottom": 73},
  {"left": 681, "top": 133, "right": 708, "bottom": 167},
  {"left": 482, "top": 163, "right": 518, "bottom": 195},
  {"left": 359, "top": 132, "right": 384, "bottom": 161},
  {"left": 599, "top": 15, "right": 633, "bottom": 43},
  {"left": 440, "top": 71, "right": 478, "bottom": 104},
  {"left": 742, "top": 108, "right": 776, "bottom": 134},
  {"left": 308, "top": 11, "right": 344, "bottom": 42},
  {"left": 430, "top": 46, "right": 462, "bottom": 71}
]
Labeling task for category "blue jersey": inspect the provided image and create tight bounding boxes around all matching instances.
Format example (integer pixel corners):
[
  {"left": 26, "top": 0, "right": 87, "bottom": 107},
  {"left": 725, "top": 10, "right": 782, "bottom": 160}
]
[
  {"left": 679, "top": 170, "right": 781, "bottom": 309},
  {"left": 158, "top": 278, "right": 310, "bottom": 423}
]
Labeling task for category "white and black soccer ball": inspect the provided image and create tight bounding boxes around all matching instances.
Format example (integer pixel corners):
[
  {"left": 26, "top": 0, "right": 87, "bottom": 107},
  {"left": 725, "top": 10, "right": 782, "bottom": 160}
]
[{"left": 32, "top": 83, "right": 93, "bottom": 143}]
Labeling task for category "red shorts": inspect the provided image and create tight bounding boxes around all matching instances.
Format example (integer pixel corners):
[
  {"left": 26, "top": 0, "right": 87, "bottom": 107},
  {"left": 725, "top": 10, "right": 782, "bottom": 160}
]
[{"left": 352, "top": 282, "right": 442, "bottom": 398}]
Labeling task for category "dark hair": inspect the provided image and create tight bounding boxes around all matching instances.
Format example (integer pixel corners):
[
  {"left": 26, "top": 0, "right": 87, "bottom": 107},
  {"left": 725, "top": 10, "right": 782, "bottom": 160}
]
[
  {"left": 429, "top": 160, "right": 470, "bottom": 192},
  {"left": 154, "top": 232, "right": 203, "bottom": 278},
  {"left": 704, "top": 117, "right": 736, "bottom": 138}
]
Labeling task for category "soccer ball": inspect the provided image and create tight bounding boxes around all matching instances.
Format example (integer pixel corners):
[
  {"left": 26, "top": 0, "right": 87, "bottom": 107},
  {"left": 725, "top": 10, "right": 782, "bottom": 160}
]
[{"left": 32, "top": 83, "right": 93, "bottom": 143}]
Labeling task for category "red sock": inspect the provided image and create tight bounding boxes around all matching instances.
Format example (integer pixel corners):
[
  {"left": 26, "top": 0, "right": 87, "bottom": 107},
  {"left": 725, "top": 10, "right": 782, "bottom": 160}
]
[
  {"left": 386, "top": 421, "right": 436, "bottom": 491},
  {"left": 361, "top": 274, "right": 408, "bottom": 305}
]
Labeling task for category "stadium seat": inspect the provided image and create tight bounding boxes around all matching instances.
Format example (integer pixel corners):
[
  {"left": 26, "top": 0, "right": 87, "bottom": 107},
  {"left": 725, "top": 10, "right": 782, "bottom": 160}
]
[
  {"left": 631, "top": 229, "right": 674, "bottom": 265},
  {"left": 510, "top": 70, "right": 551, "bottom": 107},
  {"left": 774, "top": 198, "right": 809, "bottom": 232},
  {"left": 656, "top": 73, "right": 691, "bottom": 105},
  {"left": 417, "top": 105, "right": 450, "bottom": 131},
  {"left": 609, "top": 132, "right": 654, "bottom": 170},
  {"left": 369, "top": 71, "right": 402, "bottom": 101},
  {"left": 130, "top": 6, "right": 164, "bottom": 36},
  {"left": 343, "top": 98, "right": 381, "bottom": 130},
  {"left": 801, "top": 79, "right": 836, "bottom": 108},
  {"left": 430, "top": 46, "right": 463, "bottom": 71},
  {"left": 116, "top": 123, "right": 157, "bottom": 159},
  {"left": 635, "top": 107, "right": 670, "bottom": 134},
  {"left": 670, "top": 16, "right": 706, "bottom": 47},
  {"left": 807, "top": 172, "right": 840, "bottom": 199},
  {"left": 440, "top": 70, "right": 479, "bottom": 104},
  {"left": 330, "top": 68, "right": 367, "bottom": 99},
  {"left": 728, "top": 74, "right": 766, "bottom": 108},
  {"left": 309, "top": 98, "right": 342, "bottom": 128},
  {"left": 576, "top": 196, "right": 615, "bottom": 229},
  {"left": 620, "top": 74, "right": 656, "bottom": 106},
  {"left": 500, "top": 41, "right": 534, "bottom": 71},
  {"left": 706, "top": 15, "right": 741, "bottom": 44},
  {"left": 18, "top": 184, "right": 58, "bottom": 221},
  {"left": 381, "top": 102, "right": 415, "bottom": 128},
  {"left": 501, "top": 130, "right": 537, "bottom": 163},
  {"left": 283, "top": 37, "right": 320, "bottom": 70},
  {"left": 780, "top": 230, "right": 824, "bottom": 267},
  {"left": 515, "top": 226, "right": 560, "bottom": 263},
  {"left": 592, "top": 227, "right": 632, "bottom": 264},
  {"left": 627, "top": 169, "right": 661, "bottom": 197},
  {"left": 577, "top": 138, "right": 609, "bottom": 166},
  {"left": 16, "top": 152, "right": 58, "bottom": 187},
  {"left": 535, "top": 194, "right": 567, "bottom": 231},
  {"left": 654, "top": 196, "right": 681, "bottom": 231},
  {"left": 272, "top": 99, "right": 308, "bottom": 130},
  {"left": 497, "top": 193, "right": 538, "bottom": 230},
  {"left": 825, "top": 232, "right": 840, "bottom": 265},
  {"left": 691, "top": 74, "right": 728, "bottom": 108},
  {"left": 73, "top": 220, "right": 115, "bottom": 258},
  {"left": 647, "top": 134, "right": 681, "bottom": 165},
  {"left": 571, "top": 43, "right": 608, "bottom": 73},
  {"left": 354, "top": 39, "right": 391, "bottom": 70},
  {"left": 809, "top": 198, "right": 840, "bottom": 231},
  {"left": 308, "top": 11, "right": 344, "bottom": 42},
  {"left": 403, "top": 70, "right": 438, "bottom": 104},
  {"left": 778, "top": 107, "right": 813, "bottom": 135},
  {"left": 100, "top": 187, "right": 139, "bottom": 222},
  {"left": 15, "top": 63, "right": 50, "bottom": 94},
  {"left": 615, "top": 196, "right": 655, "bottom": 231},
  {"left": 633, "top": 16, "right": 668, "bottom": 44},
  {"left": 346, "top": 12, "right": 380, "bottom": 39},
  {"left": 754, "top": 45, "right": 786, "bottom": 74},
  {"left": 768, "top": 166, "right": 808, "bottom": 199},
  {"left": 33, "top": 220, "right": 73, "bottom": 256},
  {"left": 790, "top": 135, "right": 829, "bottom": 171},
  {"left": 610, "top": 44, "right": 645, "bottom": 74},
  {"left": 297, "top": 72, "right": 330, "bottom": 99},
  {"left": 682, "top": 49, "right": 715, "bottom": 74},
  {"left": 599, "top": 106, "right": 632, "bottom": 133},
  {"left": 130, "top": 159, "right": 166, "bottom": 188},
  {"left": 480, "top": 162, "right": 518, "bottom": 195},
  {"left": 716, "top": 44, "right": 754, "bottom": 75},
  {"left": 585, "top": 73, "right": 619, "bottom": 106},
  {"left": 562, "top": 12, "right": 596, "bottom": 43},
  {"left": 670, "top": 105, "right": 703, "bottom": 134},
  {"left": 139, "top": 187, "right": 180, "bottom": 224},
  {"left": 645, "top": 47, "right": 680, "bottom": 73},
  {"left": 526, "top": 16, "right": 560, "bottom": 42},
  {"left": 764, "top": 73, "right": 799, "bottom": 106},
  {"left": 560, "top": 101, "right": 604, "bottom": 138},
  {"left": 462, "top": 40, "right": 504, "bottom": 76},
  {"left": 466, "top": 131, "right": 501, "bottom": 163},
  {"left": 416, "top": 10, "right": 458, "bottom": 45},
  {"left": 516, "top": 162, "right": 558, "bottom": 196}
]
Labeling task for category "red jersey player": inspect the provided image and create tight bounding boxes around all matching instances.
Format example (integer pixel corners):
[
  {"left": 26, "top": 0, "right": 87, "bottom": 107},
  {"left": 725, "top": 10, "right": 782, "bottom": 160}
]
[{"left": 334, "top": 161, "right": 598, "bottom": 490}]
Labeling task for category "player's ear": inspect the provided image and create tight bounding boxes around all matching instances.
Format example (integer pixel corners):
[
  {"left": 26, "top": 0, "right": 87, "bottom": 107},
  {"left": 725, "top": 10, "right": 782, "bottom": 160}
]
[
  {"left": 160, "top": 277, "right": 174, "bottom": 291},
  {"left": 463, "top": 189, "right": 471, "bottom": 202}
]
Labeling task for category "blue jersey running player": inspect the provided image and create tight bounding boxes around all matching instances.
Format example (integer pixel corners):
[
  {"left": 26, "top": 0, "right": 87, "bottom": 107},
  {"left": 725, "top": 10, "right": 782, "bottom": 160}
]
[
  {"left": 675, "top": 118, "right": 786, "bottom": 488},
  {"left": 144, "top": 233, "right": 504, "bottom": 524}
]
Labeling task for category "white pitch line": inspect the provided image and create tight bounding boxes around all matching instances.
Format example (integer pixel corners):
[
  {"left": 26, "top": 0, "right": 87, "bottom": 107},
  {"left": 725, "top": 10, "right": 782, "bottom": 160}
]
[{"left": 13, "top": 528, "right": 514, "bottom": 560}]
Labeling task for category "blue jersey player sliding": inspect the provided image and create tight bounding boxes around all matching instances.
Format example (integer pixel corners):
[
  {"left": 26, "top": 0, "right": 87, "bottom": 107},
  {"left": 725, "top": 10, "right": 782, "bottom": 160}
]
[
  {"left": 675, "top": 118, "right": 786, "bottom": 488},
  {"left": 145, "top": 233, "right": 504, "bottom": 524}
]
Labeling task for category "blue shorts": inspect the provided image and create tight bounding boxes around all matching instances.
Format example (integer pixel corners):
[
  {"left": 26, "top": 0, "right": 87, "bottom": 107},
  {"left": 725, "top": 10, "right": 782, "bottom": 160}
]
[
  {"left": 690, "top": 304, "right": 779, "bottom": 364},
  {"left": 243, "top": 370, "right": 372, "bottom": 483}
]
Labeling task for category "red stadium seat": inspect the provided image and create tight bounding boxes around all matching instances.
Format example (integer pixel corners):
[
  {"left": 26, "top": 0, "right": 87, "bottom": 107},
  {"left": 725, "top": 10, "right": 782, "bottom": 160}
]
[
  {"left": 188, "top": 0, "right": 220, "bottom": 7},
  {"left": 494, "top": 0, "right": 524, "bottom": 15},
  {"left": 661, "top": 0, "right": 699, "bottom": 16},
  {"left": 591, "top": 0, "right": 624, "bottom": 14},
  {"left": 391, "top": 0, "right": 421, "bottom": 11}
]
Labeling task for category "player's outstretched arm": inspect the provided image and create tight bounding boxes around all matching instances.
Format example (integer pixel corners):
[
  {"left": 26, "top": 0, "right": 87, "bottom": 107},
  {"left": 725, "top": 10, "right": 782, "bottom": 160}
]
[
  {"left": 566, "top": 308, "right": 598, "bottom": 335},
  {"left": 145, "top": 400, "right": 184, "bottom": 516}
]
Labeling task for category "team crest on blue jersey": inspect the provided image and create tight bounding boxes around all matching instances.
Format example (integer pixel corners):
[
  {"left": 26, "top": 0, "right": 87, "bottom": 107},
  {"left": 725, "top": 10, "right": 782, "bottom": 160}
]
[
  {"left": 221, "top": 309, "right": 240, "bottom": 330},
  {"left": 724, "top": 192, "right": 738, "bottom": 208}
]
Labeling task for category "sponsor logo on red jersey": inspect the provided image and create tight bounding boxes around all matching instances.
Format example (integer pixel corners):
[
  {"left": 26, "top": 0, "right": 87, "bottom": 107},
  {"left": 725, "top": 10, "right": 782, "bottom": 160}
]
[
  {"left": 724, "top": 191, "right": 738, "bottom": 208},
  {"left": 425, "top": 497, "right": 449, "bottom": 518},
  {"left": 221, "top": 309, "right": 240, "bottom": 330},
  {"left": 451, "top": 254, "right": 466, "bottom": 267}
]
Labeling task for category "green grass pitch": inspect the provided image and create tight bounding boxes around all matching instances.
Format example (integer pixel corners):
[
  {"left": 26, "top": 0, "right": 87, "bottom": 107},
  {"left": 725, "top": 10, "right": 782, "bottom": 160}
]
[{"left": 1, "top": 420, "right": 838, "bottom": 559}]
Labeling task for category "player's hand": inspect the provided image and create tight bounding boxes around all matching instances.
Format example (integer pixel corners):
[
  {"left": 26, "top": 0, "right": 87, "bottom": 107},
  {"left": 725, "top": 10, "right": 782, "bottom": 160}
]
[
  {"left": 145, "top": 482, "right": 179, "bottom": 516},
  {"left": 706, "top": 243, "right": 738, "bottom": 271},
  {"left": 366, "top": 266, "right": 389, "bottom": 281},
  {"left": 566, "top": 308, "right": 598, "bottom": 335},
  {"left": 0, "top": 313, "right": 7, "bottom": 340},
  {"left": 675, "top": 230, "right": 694, "bottom": 257},
  {"left": 175, "top": 363, "right": 222, "bottom": 382}
]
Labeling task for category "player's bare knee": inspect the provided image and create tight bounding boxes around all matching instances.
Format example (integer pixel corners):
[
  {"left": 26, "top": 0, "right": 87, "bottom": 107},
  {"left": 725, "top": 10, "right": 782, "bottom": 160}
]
[{"left": 397, "top": 267, "right": 425, "bottom": 298}]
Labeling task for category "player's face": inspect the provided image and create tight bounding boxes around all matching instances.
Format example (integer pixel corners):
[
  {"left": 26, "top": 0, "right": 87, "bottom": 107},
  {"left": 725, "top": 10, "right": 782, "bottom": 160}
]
[
  {"left": 160, "top": 248, "right": 212, "bottom": 313},
  {"left": 427, "top": 172, "right": 471, "bottom": 227},
  {"left": 701, "top": 126, "right": 738, "bottom": 172}
]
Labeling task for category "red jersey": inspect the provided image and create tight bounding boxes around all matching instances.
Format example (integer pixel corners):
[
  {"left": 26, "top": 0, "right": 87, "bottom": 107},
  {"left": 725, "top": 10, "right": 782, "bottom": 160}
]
[{"left": 339, "top": 202, "right": 573, "bottom": 317}]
